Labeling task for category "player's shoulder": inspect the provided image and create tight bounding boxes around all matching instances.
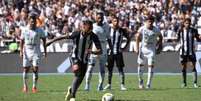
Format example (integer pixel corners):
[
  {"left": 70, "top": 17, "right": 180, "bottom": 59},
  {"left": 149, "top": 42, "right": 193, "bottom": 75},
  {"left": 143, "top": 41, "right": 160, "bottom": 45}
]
[
  {"left": 153, "top": 26, "right": 160, "bottom": 33},
  {"left": 138, "top": 25, "right": 146, "bottom": 32}
]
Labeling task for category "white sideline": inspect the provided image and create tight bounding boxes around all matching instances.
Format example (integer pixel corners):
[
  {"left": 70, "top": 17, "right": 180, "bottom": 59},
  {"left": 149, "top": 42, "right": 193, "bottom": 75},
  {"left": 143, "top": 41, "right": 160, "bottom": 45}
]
[{"left": 0, "top": 73, "right": 200, "bottom": 76}]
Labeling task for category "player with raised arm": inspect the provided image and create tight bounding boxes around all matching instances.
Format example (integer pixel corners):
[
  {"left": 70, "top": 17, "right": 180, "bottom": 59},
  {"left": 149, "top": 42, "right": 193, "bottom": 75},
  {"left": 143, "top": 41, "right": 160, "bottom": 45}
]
[
  {"left": 46, "top": 19, "right": 102, "bottom": 101},
  {"left": 135, "top": 15, "right": 163, "bottom": 89}
]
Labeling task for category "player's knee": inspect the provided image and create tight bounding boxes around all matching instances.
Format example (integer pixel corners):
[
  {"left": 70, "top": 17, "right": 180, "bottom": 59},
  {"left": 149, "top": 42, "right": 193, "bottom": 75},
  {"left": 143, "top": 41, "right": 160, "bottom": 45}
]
[
  {"left": 192, "top": 68, "right": 197, "bottom": 72},
  {"left": 182, "top": 68, "right": 186, "bottom": 72}
]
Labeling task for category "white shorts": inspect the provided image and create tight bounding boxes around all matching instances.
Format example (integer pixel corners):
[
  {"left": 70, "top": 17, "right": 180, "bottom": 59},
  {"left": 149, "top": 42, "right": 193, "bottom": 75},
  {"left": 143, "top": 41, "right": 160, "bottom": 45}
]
[
  {"left": 137, "top": 47, "right": 156, "bottom": 66},
  {"left": 88, "top": 53, "right": 107, "bottom": 66},
  {"left": 23, "top": 47, "right": 41, "bottom": 67}
]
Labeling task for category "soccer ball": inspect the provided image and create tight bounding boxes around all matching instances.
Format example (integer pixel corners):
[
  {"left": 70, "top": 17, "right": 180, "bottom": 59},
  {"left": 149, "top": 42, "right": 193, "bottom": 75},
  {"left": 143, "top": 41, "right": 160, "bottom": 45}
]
[{"left": 102, "top": 93, "right": 114, "bottom": 101}]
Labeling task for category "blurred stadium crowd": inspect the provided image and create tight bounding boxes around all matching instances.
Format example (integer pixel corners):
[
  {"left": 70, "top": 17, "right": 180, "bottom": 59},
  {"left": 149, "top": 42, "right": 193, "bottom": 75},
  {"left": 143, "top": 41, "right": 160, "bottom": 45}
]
[{"left": 0, "top": 0, "right": 201, "bottom": 52}]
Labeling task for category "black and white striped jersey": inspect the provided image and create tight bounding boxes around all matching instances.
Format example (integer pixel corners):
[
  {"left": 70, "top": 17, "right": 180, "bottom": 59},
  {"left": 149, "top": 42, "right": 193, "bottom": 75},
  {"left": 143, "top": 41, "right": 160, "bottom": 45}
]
[
  {"left": 178, "top": 27, "right": 199, "bottom": 56},
  {"left": 109, "top": 27, "right": 130, "bottom": 54},
  {"left": 68, "top": 31, "right": 102, "bottom": 63}
]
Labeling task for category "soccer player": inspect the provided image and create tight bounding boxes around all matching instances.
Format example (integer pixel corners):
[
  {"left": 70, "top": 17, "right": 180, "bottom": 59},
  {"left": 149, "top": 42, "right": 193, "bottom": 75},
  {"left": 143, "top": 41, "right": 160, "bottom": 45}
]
[
  {"left": 104, "top": 16, "right": 130, "bottom": 91},
  {"left": 84, "top": 11, "right": 112, "bottom": 91},
  {"left": 177, "top": 17, "right": 201, "bottom": 88},
  {"left": 46, "top": 19, "right": 102, "bottom": 101},
  {"left": 20, "top": 12, "right": 47, "bottom": 93},
  {"left": 135, "top": 15, "right": 163, "bottom": 89}
]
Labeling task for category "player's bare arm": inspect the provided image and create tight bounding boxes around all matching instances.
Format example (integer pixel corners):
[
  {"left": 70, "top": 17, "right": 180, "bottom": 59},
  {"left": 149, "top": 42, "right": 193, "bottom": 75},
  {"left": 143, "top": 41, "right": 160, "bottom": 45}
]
[
  {"left": 46, "top": 33, "right": 70, "bottom": 47},
  {"left": 122, "top": 29, "right": 130, "bottom": 50},
  {"left": 135, "top": 32, "right": 141, "bottom": 54},
  {"left": 156, "top": 33, "right": 163, "bottom": 54},
  {"left": 20, "top": 39, "right": 24, "bottom": 58},
  {"left": 42, "top": 38, "right": 47, "bottom": 57}
]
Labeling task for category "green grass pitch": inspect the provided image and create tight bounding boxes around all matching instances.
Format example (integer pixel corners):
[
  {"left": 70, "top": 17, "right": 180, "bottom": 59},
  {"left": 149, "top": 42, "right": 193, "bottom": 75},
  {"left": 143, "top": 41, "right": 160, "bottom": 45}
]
[{"left": 0, "top": 74, "right": 201, "bottom": 101}]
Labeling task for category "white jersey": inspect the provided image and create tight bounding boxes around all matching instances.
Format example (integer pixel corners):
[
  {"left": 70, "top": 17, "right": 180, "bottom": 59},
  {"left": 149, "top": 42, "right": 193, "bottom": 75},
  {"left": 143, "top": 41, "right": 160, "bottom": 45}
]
[
  {"left": 91, "top": 23, "right": 110, "bottom": 55},
  {"left": 138, "top": 26, "right": 161, "bottom": 50},
  {"left": 137, "top": 26, "right": 161, "bottom": 65},
  {"left": 20, "top": 26, "right": 45, "bottom": 55}
]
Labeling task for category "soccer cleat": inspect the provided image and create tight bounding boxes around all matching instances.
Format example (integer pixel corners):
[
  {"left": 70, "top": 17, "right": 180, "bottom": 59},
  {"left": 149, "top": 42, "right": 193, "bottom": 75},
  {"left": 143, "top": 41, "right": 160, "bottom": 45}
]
[
  {"left": 97, "top": 84, "right": 103, "bottom": 91},
  {"left": 193, "top": 83, "right": 199, "bottom": 88},
  {"left": 65, "top": 86, "right": 72, "bottom": 101},
  {"left": 70, "top": 98, "right": 75, "bottom": 101},
  {"left": 120, "top": 84, "right": 127, "bottom": 91},
  {"left": 146, "top": 84, "right": 151, "bottom": 89},
  {"left": 181, "top": 83, "right": 187, "bottom": 88},
  {"left": 32, "top": 87, "right": 37, "bottom": 93},
  {"left": 104, "top": 84, "right": 111, "bottom": 90},
  {"left": 139, "top": 84, "right": 144, "bottom": 89},
  {"left": 139, "top": 80, "right": 144, "bottom": 89},
  {"left": 84, "top": 84, "right": 90, "bottom": 91},
  {"left": 22, "top": 86, "right": 28, "bottom": 93}
]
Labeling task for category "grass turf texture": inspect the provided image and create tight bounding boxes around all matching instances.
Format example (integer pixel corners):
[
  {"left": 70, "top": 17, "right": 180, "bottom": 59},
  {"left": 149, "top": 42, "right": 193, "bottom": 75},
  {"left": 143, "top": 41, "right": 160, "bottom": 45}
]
[{"left": 0, "top": 75, "right": 200, "bottom": 101}]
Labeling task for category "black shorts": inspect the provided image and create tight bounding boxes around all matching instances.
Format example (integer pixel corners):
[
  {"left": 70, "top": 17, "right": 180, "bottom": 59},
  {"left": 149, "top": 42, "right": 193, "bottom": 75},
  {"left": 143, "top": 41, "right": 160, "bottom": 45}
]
[
  {"left": 180, "top": 55, "right": 196, "bottom": 64},
  {"left": 107, "top": 53, "right": 125, "bottom": 68}
]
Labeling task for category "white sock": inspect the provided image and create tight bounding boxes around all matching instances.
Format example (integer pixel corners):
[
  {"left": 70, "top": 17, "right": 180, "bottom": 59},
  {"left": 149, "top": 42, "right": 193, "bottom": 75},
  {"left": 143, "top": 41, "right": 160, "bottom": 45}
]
[
  {"left": 33, "top": 72, "right": 38, "bottom": 88},
  {"left": 23, "top": 71, "right": 28, "bottom": 88},
  {"left": 147, "top": 67, "right": 154, "bottom": 86},
  {"left": 138, "top": 66, "right": 144, "bottom": 84},
  {"left": 85, "top": 65, "right": 93, "bottom": 86}
]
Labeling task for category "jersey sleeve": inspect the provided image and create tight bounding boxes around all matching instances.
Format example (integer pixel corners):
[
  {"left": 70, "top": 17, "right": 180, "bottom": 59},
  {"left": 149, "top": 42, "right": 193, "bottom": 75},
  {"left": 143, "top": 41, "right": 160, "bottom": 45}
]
[
  {"left": 137, "top": 27, "right": 143, "bottom": 34},
  {"left": 38, "top": 28, "right": 46, "bottom": 38},
  {"left": 68, "top": 31, "right": 79, "bottom": 39}
]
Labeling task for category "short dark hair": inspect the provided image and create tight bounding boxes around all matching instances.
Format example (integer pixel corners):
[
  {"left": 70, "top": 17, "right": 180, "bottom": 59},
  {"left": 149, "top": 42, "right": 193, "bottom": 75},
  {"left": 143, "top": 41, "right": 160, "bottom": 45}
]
[
  {"left": 184, "top": 17, "right": 191, "bottom": 23},
  {"left": 82, "top": 18, "right": 93, "bottom": 26},
  {"left": 145, "top": 15, "right": 155, "bottom": 21},
  {"left": 28, "top": 12, "right": 38, "bottom": 20}
]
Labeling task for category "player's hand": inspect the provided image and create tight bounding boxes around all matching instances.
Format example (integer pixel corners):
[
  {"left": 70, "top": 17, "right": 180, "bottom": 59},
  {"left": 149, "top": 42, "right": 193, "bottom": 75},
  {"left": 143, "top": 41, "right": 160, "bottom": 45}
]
[
  {"left": 86, "top": 49, "right": 92, "bottom": 54},
  {"left": 46, "top": 41, "right": 51, "bottom": 47},
  {"left": 135, "top": 49, "right": 139, "bottom": 55},
  {"left": 20, "top": 51, "right": 23, "bottom": 59},
  {"left": 156, "top": 45, "right": 163, "bottom": 54},
  {"left": 72, "top": 64, "right": 79, "bottom": 73},
  {"left": 43, "top": 52, "right": 47, "bottom": 59}
]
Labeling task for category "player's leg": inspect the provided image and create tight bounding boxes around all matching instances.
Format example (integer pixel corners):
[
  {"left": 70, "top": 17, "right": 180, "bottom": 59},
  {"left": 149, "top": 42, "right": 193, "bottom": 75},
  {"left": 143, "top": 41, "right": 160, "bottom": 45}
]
[
  {"left": 137, "top": 52, "right": 145, "bottom": 89},
  {"left": 146, "top": 55, "right": 155, "bottom": 89},
  {"left": 116, "top": 53, "right": 126, "bottom": 90},
  {"left": 85, "top": 57, "right": 96, "bottom": 91},
  {"left": 189, "top": 55, "right": 198, "bottom": 88},
  {"left": 180, "top": 55, "right": 187, "bottom": 88},
  {"left": 32, "top": 66, "right": 38, "bottom": 93},
  {"left": 32, "top": 55, "right": 40, "bottom": 93},
  {"left": 104, "top": 54, "right": 114, "bottom": 90},
  {"left": 97, "top": 54, "right": 107, "bottom": 91},
  {"left": 22, "top": 67, "right": 30, "bottom": 93},
  {"left": 22, "top": 53, "right": 31, "bottom": 93},
  {"left": 65, "top": 62, "right": 87, "bottom": 100}
]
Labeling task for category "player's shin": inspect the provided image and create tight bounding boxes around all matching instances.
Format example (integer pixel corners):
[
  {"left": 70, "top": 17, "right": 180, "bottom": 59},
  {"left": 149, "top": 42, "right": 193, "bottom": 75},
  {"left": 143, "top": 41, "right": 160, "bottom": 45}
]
[
  {"left": 85, "top": 65, "right": 93, "bottom": 90},
  {"left": 192, "top": 68, "right": 197, "bottom": 84},
  {"left": 32, "top": 72, "right": 38, "bottom": 88},
  {"left": 147, "top": 67, "right": 154, "bottom": 88},
  {"left": 138, "top": 66, "right": 144, "bottom": 84},
  {"left": 182, "top": 68, "right": 187, "bottom": 85},
  {"left": 23, "top": 71, "right": 28, "bottom": 88}
]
